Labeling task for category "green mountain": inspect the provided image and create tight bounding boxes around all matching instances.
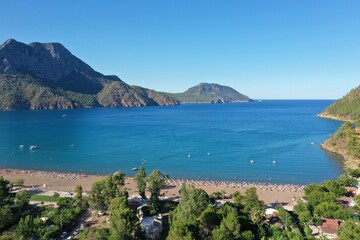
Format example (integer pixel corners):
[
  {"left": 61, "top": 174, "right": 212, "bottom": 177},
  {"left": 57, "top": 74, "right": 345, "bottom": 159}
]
[
  {"left": 165, "top": 83, "right": 251, "bottom": 103},
  {"left": 319, "top": 86, "right": 360, "bottom": 121},
  {"left": 319, "top": 85, "right": 360, "bottom": 168},
  {"left": 0, "top": 39, "right": 179, "bottom": 110}
]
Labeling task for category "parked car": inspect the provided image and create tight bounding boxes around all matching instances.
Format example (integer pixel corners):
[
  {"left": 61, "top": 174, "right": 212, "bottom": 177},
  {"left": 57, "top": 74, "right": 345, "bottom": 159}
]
[
  {"left": 60, "top": 231, "right": 67, "bottom": 239},
  {"left": 74, "top": 228, "right": 80, "bottom": 235}
]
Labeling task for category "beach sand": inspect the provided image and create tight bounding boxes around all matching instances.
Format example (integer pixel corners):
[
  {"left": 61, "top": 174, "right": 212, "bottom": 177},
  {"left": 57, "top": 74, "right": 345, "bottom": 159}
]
[{"left": 0, "top": 168, "right": 304, "bottom": 204}]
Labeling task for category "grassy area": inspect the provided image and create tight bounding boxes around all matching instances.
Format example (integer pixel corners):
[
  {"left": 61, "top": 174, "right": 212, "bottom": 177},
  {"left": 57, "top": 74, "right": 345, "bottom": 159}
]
[{"left": 30, "top": 195, "right": 61, "bottom": 202}]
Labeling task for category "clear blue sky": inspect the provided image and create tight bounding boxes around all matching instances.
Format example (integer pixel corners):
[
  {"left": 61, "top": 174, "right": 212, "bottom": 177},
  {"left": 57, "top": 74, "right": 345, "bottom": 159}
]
[{"left": 1, "top": 0, "right": 359, "bottom": 99}]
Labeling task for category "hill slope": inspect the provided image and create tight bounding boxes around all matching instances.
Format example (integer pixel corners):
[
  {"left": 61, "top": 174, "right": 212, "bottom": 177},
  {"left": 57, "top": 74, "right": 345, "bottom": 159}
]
[
  {"left": 0, "top": 39, "right": 179, "bottom": 110},
  {"left": 165, "top": 83, "right": 251, "bottom": 103},
  {"left": 319, "top": 86, "right": 360, "bottom": 121},
  {"left": 319, "top": 85, "right": 360, "bottom": 168}
]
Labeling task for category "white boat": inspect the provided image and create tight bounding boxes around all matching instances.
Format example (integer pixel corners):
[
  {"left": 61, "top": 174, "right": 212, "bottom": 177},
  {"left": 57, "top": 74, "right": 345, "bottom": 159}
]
[
  {"left": 29, "top": 145, "right": 38, "bottom": 150},
  {"left": 272, "top": 160, "right": 277, "bottom": 164},
  {"left": 188, "top": 154, "right": 191, "bottom": 159},
  {"left": 19, "top": 145, "right": 24, "bottom": 148},
  {"left": 132, "top": 167, "right": 138, "bottom": 171},
  {"left": 250, "top": 160, "right": 254, "bottom": 164}
]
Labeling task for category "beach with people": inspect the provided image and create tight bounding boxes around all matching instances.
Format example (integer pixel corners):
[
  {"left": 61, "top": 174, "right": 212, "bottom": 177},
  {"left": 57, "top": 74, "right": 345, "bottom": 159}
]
[{"left": 0, "top": 168, "right": 304, "bottom": 204}]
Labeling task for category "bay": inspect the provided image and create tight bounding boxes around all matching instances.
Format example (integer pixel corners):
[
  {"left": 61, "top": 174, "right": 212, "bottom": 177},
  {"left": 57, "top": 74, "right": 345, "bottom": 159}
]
[{"left": 0, "top": 100, "right": 343, "bottom": 184}]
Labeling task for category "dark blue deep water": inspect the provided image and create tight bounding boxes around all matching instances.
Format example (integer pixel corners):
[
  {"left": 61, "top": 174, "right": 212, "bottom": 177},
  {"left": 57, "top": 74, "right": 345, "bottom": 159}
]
[{"left": 0, "top": 100, "right": 344, "bottom": 184}]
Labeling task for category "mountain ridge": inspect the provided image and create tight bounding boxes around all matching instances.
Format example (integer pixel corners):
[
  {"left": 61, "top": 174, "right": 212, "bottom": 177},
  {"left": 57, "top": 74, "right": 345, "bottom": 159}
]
[{"left": 0, "top": 39, "right": 179, "bottom": 110}]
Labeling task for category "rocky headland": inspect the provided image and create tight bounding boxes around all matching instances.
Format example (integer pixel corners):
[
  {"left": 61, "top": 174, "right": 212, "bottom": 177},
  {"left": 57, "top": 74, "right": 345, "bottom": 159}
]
[{"left": 318, "top": 86, "right": 360, "bottom": 168}]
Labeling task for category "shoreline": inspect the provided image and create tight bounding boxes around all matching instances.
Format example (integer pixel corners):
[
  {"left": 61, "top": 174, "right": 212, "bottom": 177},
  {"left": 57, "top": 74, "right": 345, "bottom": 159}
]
[
  {"left": 0, "top": 168, "right": 304, "bottom": 204},
  {"left": 317, "top": 112, "right": 351, "bottom": 122},
  {"left": 318, "top": 112, "right": 360, "bottom": 169}
]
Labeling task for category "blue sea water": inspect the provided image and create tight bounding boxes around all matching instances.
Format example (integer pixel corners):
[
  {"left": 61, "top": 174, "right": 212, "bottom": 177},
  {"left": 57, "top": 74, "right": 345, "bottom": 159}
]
[{"left": 0, "top": 100, "right": 343, "bottom": 184}]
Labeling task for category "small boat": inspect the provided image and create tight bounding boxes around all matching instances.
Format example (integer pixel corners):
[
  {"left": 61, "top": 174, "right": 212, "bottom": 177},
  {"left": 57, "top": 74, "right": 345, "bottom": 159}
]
[
  {"left": 272, "top": 160, "right": 277, "bottom": 164},
  {"left": 69, "top": 144, "right": 75, "bottom": 147},
  {"left": 250, "top": 160, "right": 254, "bottom": 164},
  {"left": 19, "top": 145, "right": 24, "bottom": 148},
  {"left": 62, "top": 114, "right": 67, "bottom": 117},
  {"left": 132, "top": 167, "right": 138, "bottom": 171},
  {"left": 188, "top": 154, "right": 191, "bottom": 159},
  {"left": 310, "top": 142, "right": 314, "bottom": 145},
  {"left": 29, "top": 145, "right": 38, "bottom": 151},
  {"left": 207, "top": 152, "right": 211, "bottom": 156}
]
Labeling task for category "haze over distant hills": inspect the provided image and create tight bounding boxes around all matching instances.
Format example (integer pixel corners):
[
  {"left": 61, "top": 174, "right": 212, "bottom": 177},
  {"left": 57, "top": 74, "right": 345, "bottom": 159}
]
[
  {"left": 165, "top": 83, "right": 252, "bottom": 103},
  {"left": 0, "top": 39, "right": 251, "bottom": 110}
]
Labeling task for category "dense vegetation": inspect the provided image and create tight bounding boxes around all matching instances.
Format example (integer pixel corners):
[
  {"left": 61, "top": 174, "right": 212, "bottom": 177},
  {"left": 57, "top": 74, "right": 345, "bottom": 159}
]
[
  {"left": 0, "top": 175, "right": 86, "bottom": 240},
  {"left": 319, "top": 85, "right": 360, "bottom": 167},
  {"left": 3, "top": 166, "right": 360, "bottom": 239},
  {"left": 0, "top": 74, "right": 98, "bottom": 110},
  {"left": 322, "top": 122, "right": 360, "bottom": 167},
  {"left": 321, "top": 86, "right": 360, "bottom": 121},
  {"left": 165, "top": 83, "right": 251, "bottom": 103}
]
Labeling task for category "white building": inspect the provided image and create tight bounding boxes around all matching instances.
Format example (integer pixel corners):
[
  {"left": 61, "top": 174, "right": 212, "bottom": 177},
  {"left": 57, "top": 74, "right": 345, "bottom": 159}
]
[{"left": 140, "top": 215, "right": 163, "bottom": 240}]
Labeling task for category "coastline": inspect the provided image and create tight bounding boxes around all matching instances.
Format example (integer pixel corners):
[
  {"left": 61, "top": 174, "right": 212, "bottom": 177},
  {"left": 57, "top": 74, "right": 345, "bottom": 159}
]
[
  {"left": 321, "top": 140, "right": 359, "bottom": 169},
  {"left": 0, "top": 168, "right": 304, "bottom": 204},
  {"left": 317, "top": 112, "right": 352, "bottom": 122},
  {"left": 318, "top": 111, "right": 358, "bottom": 169}
]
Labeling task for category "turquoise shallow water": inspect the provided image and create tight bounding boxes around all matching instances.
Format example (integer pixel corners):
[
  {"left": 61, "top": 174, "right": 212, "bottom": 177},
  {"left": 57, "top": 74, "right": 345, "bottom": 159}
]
[{"left": 0, "top": 100, "right": 343, "bottom": 184}]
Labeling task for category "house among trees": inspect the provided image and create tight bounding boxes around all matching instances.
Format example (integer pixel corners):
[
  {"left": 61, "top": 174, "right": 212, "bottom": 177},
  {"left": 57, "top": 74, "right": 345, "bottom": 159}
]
[
  {"left": 318, "top": 218, "right": 341, "bottom": 239},
  {"left": 139, "top": 215, "right": 163, "bottom": 239},
  {"left": 344, "top": 186, "right": 358, "bottom": 197},
  {"left": 338, "top": 196, "right": 355, "bottom": 207}
]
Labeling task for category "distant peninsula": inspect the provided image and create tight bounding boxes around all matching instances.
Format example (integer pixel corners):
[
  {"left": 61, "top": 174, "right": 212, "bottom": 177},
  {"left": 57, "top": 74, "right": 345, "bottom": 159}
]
[
  {"left": 164, "top": 83, "right": 252, "bottom": 103},
  {"left": 318, "top": 86, "right": 360, "bottom": 168}
]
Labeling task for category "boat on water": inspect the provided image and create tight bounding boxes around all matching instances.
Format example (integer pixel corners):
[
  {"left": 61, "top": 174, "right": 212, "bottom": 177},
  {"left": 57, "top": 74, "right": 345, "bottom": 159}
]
[
  {"left": 19, "top": 145, "right": 24, "bottom": 148},
  {"left": 132, "top": 167, "right": 138, "bottom": 171},
  {"left": 29, "top": 145, "right": 38, "bottom": 151},
  {"left": 188, "top": 154, "right": 191, "bottom": 159},
  {"left": 250, "top": 160, "right": 254, "bottom": 164}
]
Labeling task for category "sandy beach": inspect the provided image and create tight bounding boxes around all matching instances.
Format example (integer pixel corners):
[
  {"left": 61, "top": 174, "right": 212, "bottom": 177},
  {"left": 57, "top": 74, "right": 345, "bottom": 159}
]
[{"left": 0, "top": 168, "right": 304, "bottom": 204}]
